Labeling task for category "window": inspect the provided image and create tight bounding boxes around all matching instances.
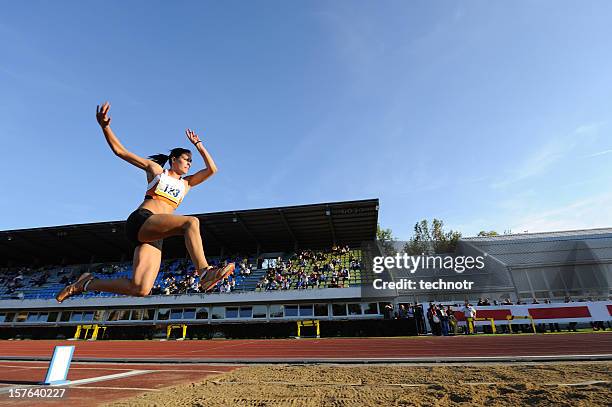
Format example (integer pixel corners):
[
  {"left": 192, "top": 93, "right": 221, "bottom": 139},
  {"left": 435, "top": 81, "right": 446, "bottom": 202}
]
[
  {"left": 117, "top": 310, "right": 130, "bottom": 320},
  {"left": 348, "top": 304, "right": 362, "bottom": 315},
  {"left": 363, "top": 303, "right": 378, "bottom": 315},
  {"left": 170, "top": 309, "right": 184, "bottom": 320},
  {"left": 70, "top": 312, "right": 83, "bottom": 322},
  {"left": 239, "top": 307, "right": 252, "bottom": 318},
  {"left": 299, "top": 305, "right": 313, "bottom": 317},
  {"left": 82, "top": 311, "right": 94, "bottom": 322},
  {"left": 59, "top": 312, "right": 70, "bottom": 322},
  {"left": 252, "top": 305, "right": 267, "bottom": 319},
  {"left": 285, "top": 305, "right": 298, "bottom": 317},
  {"left": 196, "top": 307, "right": 209, "bottom": 320},
  {"left": 183, "top": 308, "right": 196, "bottom": 319},
  {"left": 270, "top": 305, "right": 284, "bottom": 318},
  {"left": 157, "top": 308, "right": 170, "bottom": 321},
  {"left": 0, "top": 313, "right": 6, "bottom": 323},
  {"left": 332, "top": 304, "right": 347, "bottom": 316},
  {"left": 225, "top": 307, "right": 239, "bottom": 319},
  {"left": 211, "top": 307, "right": 224, "bottom": 319},
  {"left": 130, "top": 309, "right": 143, "bottom": 320},
  {"left": 26, "top": 313, "right": 38, "bottom": 322},
  {"left": 93, "top": 310, "right": 106, "bottom": 321},
  {"left": 143, "top": 309, "right": 155, "bottom": 320},
  {"left": 314, "top": 304, "right": 328, "bottom": 317}
]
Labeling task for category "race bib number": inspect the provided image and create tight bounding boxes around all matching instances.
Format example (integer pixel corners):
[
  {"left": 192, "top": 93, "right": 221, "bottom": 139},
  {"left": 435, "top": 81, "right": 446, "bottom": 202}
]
[{"left": 155, "top": 178, "right": 184, "bottom": 203}]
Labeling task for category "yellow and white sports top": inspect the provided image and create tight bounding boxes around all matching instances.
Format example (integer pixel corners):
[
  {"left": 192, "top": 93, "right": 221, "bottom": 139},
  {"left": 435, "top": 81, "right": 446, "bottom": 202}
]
[{"left": 145, "top": 170, "right": 188, "bottom": 209}]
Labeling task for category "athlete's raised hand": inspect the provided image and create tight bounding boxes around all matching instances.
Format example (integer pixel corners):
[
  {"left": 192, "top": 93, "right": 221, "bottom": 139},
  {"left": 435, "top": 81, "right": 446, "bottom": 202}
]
[
  {"left": 96, "top": 102, "right": 112, "bottom": 129},
  {"left": 186, "top": 129, "right": 201, "bottom": 145}
]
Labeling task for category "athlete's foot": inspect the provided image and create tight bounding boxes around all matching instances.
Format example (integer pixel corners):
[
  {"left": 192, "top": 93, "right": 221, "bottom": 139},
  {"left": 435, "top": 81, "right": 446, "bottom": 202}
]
[
  {"left": 56, "top": 273, "right": 94, "bottom": 303},
  {"left": 200, "top": 263, "right": 235, "bottom": 292}
]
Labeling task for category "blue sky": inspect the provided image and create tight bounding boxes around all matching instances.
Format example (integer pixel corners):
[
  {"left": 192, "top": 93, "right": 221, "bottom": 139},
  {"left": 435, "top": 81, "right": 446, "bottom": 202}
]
[{"left": 2, "top": 1, "right": 612, "bottom": 239}]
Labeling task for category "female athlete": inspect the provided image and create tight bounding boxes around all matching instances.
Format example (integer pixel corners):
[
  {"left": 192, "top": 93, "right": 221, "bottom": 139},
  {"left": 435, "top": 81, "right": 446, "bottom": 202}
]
[{"left": 56, "top": 102, "right": 234, "bottom": 302}]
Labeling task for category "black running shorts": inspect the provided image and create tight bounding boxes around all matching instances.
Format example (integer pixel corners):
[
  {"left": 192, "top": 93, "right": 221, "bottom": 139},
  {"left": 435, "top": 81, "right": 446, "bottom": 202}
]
[{"left": 125, "top": 208, "right": 163, "bottom": 251}]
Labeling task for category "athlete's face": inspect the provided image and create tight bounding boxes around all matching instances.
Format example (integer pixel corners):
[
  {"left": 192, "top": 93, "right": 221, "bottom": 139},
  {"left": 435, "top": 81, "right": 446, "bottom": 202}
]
[{"left": 172, "top": 153, "right": 192, "bottom": 174}]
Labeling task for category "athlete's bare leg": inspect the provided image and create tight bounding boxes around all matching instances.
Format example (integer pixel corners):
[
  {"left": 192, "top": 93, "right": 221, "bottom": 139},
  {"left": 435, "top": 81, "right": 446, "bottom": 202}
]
[
  {"left": 86, "top": 243, "right": 162, "bottom": 296},
  {"left": 137, "top": 214, "right": 210, "bottom": 271},
  {"left": 135, "top": 214, "right": 234, "bottom": 290},
  {"left": 57, "top": 214, "right": 231, "bottom": 301}
]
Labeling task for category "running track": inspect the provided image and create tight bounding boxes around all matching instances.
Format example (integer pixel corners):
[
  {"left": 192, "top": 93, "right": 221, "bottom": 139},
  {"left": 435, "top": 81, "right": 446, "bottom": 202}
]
[
  {"left": 1, "top": 333, "right": 611, "bottom": 363},
  {"left": 0, "top": 333, "right": 610, "bottom": 406}
]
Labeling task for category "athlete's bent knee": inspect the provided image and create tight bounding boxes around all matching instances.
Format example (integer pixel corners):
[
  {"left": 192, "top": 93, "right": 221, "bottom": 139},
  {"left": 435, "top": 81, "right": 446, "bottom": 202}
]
[{"left": 183, "top": 216, "right": 200, "bottom": 231}]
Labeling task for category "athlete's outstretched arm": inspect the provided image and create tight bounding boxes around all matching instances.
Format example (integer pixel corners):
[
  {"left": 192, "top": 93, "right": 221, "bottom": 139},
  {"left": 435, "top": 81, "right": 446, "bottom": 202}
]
[
  {"left": 184, "top": 129, "right": 218, "bottom": 187},
  {"left": 96, "top": 102, "right": 161, "bottom": 174}
]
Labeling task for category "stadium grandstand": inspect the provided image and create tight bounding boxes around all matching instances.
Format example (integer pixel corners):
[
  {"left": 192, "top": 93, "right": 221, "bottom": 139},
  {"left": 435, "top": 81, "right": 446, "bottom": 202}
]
[
  {"left": 0, "top": 199, "right": 392, "bottom": 339},
  {"left": 0, "top": 199, "right": 611, "bottom": 340}
]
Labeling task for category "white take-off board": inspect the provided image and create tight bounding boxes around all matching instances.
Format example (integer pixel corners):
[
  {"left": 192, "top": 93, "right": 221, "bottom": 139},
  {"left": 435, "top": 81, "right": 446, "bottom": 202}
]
[{"left": 42, "top": 345, "right": 75, "bottom": 385}]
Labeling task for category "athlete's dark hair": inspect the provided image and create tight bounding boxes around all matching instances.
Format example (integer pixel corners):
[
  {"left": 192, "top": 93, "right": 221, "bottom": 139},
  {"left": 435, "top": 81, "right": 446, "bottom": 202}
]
[{"left": 148, "top": 148, "right": 191, "bottom": 168}]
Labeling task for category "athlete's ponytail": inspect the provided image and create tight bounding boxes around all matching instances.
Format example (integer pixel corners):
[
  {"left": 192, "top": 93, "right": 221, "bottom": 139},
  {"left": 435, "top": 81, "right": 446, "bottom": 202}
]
[
  {"left": 148, "top": 153, "right": 170, "bottom": 167},
  {"left": 148, "top": 148, "right": 191, "bottom": 168}
]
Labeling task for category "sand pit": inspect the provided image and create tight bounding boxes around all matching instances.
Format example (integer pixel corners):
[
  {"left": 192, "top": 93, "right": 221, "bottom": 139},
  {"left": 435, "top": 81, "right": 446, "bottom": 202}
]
[{"left": 105, "top": 361, "right": 611, "bottom": 406}]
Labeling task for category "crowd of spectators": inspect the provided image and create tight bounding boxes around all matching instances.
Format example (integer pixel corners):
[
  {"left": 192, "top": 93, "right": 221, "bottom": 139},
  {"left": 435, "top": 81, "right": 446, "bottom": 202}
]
[
  {"left": 256, "top": 246, "right": 361, "bottom": 291},
  {"left": 150, "top": 258, "right": 253, "bottom": 295},
  {"left": 151, "top": 259, "right": 252, "bottom": 295},
  {"left": 382, "top": 295, "right": 611, "bottom": 335}
]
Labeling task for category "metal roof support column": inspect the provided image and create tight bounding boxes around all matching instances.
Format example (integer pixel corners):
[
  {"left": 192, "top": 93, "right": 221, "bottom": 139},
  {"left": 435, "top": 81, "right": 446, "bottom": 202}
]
[
  {"left": 200, "top": 219, "right": 229, "bottom": 254},
  {"left": 326, "top": 205, "right": 337, "bottom": 246},
  {"left": 233, "top": 212, "right": 260, "bottom": 248},
  {"left": 278, "top": 209, "right": 298, "bottom": 250}
]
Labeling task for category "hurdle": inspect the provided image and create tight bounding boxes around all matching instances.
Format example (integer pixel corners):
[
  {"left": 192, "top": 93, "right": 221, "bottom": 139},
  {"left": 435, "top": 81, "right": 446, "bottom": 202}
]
[
  {"left": 74, "top": 324, "right": 107, "bottom": 340},
  {"left": 41, "top": 345, "right": 74, "bottom": 386},
  {"left": 296, "top": 320, "right": 320, "bottom": 338},
  {"left": 167, "top": 324, "right": 188, "bottom": 340},
  {"left": 471, "top": 317, "right": 497, "bottom": 334},
  {"left": 506, "top": 315, "right": 537, "bottom": 334}
]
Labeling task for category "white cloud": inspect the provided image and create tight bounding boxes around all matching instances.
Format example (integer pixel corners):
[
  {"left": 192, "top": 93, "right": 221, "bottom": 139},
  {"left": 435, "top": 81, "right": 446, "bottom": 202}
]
[
  {"left": 583, "top": 149, "right": 612, "bottom": 159},
  {"left": 510, "top": 192, "right": 612, "bottom": 233},
  {"left": 491, "top": 122, "right": 604, "bottom": 189}
]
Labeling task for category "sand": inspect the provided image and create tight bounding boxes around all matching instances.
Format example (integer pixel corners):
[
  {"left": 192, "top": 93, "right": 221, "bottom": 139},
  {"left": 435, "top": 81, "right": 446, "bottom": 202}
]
[{"left": 105, "top": 362, "right": 612, "bottom": 406}]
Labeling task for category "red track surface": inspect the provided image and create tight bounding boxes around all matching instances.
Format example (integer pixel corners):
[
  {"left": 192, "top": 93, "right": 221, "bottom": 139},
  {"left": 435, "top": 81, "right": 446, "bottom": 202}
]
[
  {"left": 0, "top": 361, "right": 237, "bottom": 406},
  {"left": 0, "top": 333, "right": 610, "bottom": 406},
  {"left": 0, "top": 333, "right": 611, "bottom": 361}
]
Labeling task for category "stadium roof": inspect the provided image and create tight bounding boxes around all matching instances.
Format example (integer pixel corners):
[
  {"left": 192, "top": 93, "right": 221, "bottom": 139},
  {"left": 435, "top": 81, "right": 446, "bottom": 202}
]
[
  {"left": 460, "top": 228, "right": 612, "bottom": 268},
  {"left": 0, "top": 199, "right": 379, "bottom": 266}
]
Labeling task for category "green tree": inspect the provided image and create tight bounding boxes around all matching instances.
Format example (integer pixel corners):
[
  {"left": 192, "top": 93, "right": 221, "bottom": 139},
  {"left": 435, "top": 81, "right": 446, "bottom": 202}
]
[
  {"left": 404, "top": 219, "right": 462, "bottom": 254},
  {"left": 478, "top": 230, "right": 499, "bottom": 237},
  {"left": 376, "top": 224, "right": 397, "bottom": 256}
]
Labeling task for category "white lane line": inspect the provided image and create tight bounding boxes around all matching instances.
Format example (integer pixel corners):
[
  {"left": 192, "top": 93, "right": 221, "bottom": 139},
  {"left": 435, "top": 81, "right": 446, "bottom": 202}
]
[
  {"left": 72, "top": 386, "right": 162, "bottom": 391},
  {"left": 0, "top": 363, "right": 229, "bottom": 374},
  {"left": 0, "top": 370, "right": 153, "bottom": 394},
  {"left": 53, "top": 370, "right": 152, "bottom": 387}
]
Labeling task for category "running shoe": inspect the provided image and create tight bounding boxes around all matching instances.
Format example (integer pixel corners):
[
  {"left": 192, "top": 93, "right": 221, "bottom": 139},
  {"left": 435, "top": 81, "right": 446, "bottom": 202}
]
[
  {"left": 55, "top": 272, "right": 94, "bottom": 303},
  {"left": 200, "top": 263, "right": 235, "bottom": 292}
]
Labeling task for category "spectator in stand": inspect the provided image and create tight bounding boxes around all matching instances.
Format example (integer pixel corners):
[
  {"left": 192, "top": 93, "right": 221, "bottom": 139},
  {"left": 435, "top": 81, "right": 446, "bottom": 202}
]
[
  {"left": 407, "top": 304, "right": 417, "bottom": 334},
  {"left": 438, "top": 305, "right": 449, "bottom": 336},
  {"left": 447, "top": 305, "right": 458, "bottom": 335},
  {"left": 414, "top": 303, "right": 426, "bottom": 335},
  {"left": 462, "top": 302, "right": 477, "bottom": 334},
  {"left": 383, "top": 303, "right": 394, "bottom": 320},
  {"left": 398, "top": 304, "right": 408, "bottom": 319}
]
